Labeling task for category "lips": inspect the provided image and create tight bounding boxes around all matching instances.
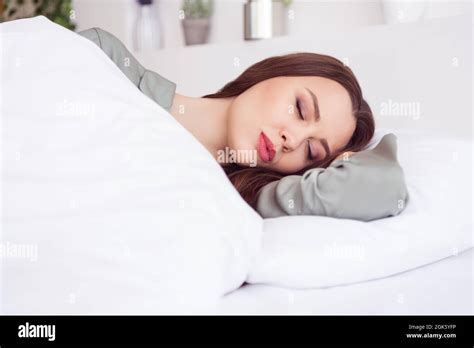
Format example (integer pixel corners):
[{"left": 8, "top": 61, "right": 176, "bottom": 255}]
[{"left": 258, "top": 131, "right": 276, "bottom": 162}]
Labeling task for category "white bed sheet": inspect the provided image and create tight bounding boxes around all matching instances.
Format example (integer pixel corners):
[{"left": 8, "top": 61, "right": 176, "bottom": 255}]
[{"left": 212, "top": 247, "right": 473, "bottom": 314}]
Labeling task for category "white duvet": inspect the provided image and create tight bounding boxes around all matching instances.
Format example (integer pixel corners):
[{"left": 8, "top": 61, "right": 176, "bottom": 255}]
[
  {"left": 1, "top": 16, "right": 472, "bottom": 314},
  {"left": 1, "top": 16, "right": 263, "bottom": 314}
]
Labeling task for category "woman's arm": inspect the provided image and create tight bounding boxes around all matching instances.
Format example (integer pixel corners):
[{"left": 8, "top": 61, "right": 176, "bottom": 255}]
[
  {"left": 255, "top": 133, "right": 409, "bottom": 221},
  {"left": 77, "top": 28, "right": 176, "bottom": 110}
]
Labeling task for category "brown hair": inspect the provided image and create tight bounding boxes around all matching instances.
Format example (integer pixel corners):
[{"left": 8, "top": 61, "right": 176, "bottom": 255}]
[{"left": 202, "top": 52, "right": 375, "bottom": 209}]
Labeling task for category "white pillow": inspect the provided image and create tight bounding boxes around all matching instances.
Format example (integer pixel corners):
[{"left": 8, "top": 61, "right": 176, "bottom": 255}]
[
  {"left": 361, "top": 127, "right": 397, "bottom": 151},
  {"left": 247, "top": 131, "right": 473, "bottom": 288},
  {"left": 1, "top": 16, "right": 262, "bottom": 313}
]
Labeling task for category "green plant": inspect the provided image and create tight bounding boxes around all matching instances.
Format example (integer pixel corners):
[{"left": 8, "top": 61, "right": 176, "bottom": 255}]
[
  {"left": 42, "top": 0, "right": 75, "bottom": 30},
  {"left": 181, "top": 0, "right": 214, "bottom": 19},
  {"left": 275, "top": 0, "right": 293, "bottom": 6},
  {"left": 0, "top": 0, "right": 75, "bottom": 30}
]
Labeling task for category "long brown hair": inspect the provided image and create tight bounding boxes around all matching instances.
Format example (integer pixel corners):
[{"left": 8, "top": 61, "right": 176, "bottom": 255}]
[{"left": 202, "top": 52, "right": 375, "bottom": 209}]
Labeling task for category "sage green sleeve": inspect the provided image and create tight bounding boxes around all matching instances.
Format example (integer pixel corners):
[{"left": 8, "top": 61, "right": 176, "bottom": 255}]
[
  {"left": 256, "top": 133, "right": 410, "bottom": 221},
  {"left": 77, "top": 27, "right": 176, "bottom": 111}
]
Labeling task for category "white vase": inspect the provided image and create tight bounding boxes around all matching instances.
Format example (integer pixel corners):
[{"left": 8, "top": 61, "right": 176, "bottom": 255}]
[
  {"left": 133, "top": 3, "right": 162, "bottom": 51},
  {"left": 244, "top": 0, "right": 273, "bottom": 40},
  {"left": 381, "top": 0, "right": 428, "bottom": 24}
]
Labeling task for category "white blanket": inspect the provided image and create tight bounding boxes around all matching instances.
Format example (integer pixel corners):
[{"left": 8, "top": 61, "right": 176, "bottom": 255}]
[{"left": 1, "top": 16, "right": 262, "bottom": 314}]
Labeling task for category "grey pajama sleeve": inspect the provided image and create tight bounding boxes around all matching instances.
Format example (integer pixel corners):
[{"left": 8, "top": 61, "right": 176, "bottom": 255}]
[{"left": 77, "top": 27, "right": 176, "bottom": 111}]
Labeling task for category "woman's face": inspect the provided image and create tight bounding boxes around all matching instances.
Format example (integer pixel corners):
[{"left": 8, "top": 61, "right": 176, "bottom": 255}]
[{"left": 226, "top": 76, "right": 357, "bottom": 174}]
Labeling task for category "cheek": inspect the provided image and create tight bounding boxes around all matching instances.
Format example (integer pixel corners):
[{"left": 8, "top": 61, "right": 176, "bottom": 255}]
[
  {"left": 261, "top": 86, "right": 291, "bottom": 125},
  {"left": 226, "top": 85, "right": 291, "bottom": 152},
  {"left": 226, "top": 96, "right": 260, "bottom": 151},
  {"left": 226, "top": 88, "right": 273, "bottom": 146},
  {"left": 272, "top": 152, "right": 306, "bottom": 174}
]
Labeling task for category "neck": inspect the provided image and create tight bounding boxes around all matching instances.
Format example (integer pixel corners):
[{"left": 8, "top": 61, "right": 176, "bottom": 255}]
[{"left": 169, "top": 92, "right": 234, "bottom": 162}]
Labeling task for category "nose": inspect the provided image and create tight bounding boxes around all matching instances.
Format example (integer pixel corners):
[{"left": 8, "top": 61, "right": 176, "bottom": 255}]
[
  {"left": 280, "top": 129, "right": 297, "bottom": 153},
  {"left": 280, "top": 124, "right": 315, "bottom": 153}
]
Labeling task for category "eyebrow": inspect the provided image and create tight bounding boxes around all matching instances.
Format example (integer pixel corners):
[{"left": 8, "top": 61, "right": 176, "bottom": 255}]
[{"left": 304, "top": 87, "right": 332, "bottom": 159}]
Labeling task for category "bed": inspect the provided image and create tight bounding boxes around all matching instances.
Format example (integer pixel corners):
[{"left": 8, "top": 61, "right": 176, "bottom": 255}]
[
  {"left": 1, "top": 13, "right": 472, "bottom": 315},
  {"left": 215, "top": 248, "right": 473, "bottom": 315}
]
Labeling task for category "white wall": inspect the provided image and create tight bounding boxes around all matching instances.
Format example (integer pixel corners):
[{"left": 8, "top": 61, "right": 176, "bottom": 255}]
[
  {"left": 72, "top": 0, "right": 385, "bottom": 50},
  {"left": 72, "top": 1, "right": 471, "bottom": 51},
  {"left": 420, "top": 0, "right": 472, "bottom": 19},
  {"left": 72, "top": 0, "right": 136, "bottom": 49}
]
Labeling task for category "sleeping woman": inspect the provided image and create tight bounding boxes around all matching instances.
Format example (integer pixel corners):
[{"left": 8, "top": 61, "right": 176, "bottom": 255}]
[{"left": 78, "top": 27, "right": 409, "bottom": 221}]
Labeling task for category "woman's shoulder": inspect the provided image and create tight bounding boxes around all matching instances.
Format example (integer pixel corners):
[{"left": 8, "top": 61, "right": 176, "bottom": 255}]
[
  {"left": 77, "top": 27, "right": 176, "bottom": 111},
  {"left": 77, "top": 27, "right": 124, "bottom": 52}
]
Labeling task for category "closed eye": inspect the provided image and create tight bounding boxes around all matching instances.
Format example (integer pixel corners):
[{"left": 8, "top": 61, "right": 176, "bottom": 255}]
[
  {"left": 296, "top": 99, "right": 314, "bottom": 161},
  {"left": 296, "top": 99, "right": 304, "bottom": 120},
  {"left": 296, "top": 98, "right": 315, "bottom": 160},
  {"left": 306, "top": 140, "right": 314, "bottom": 161}
]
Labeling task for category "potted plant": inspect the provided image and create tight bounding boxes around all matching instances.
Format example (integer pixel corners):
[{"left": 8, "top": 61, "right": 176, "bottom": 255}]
[{"left": 180, "top": 0, "right": 214, "bottom": 46}]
